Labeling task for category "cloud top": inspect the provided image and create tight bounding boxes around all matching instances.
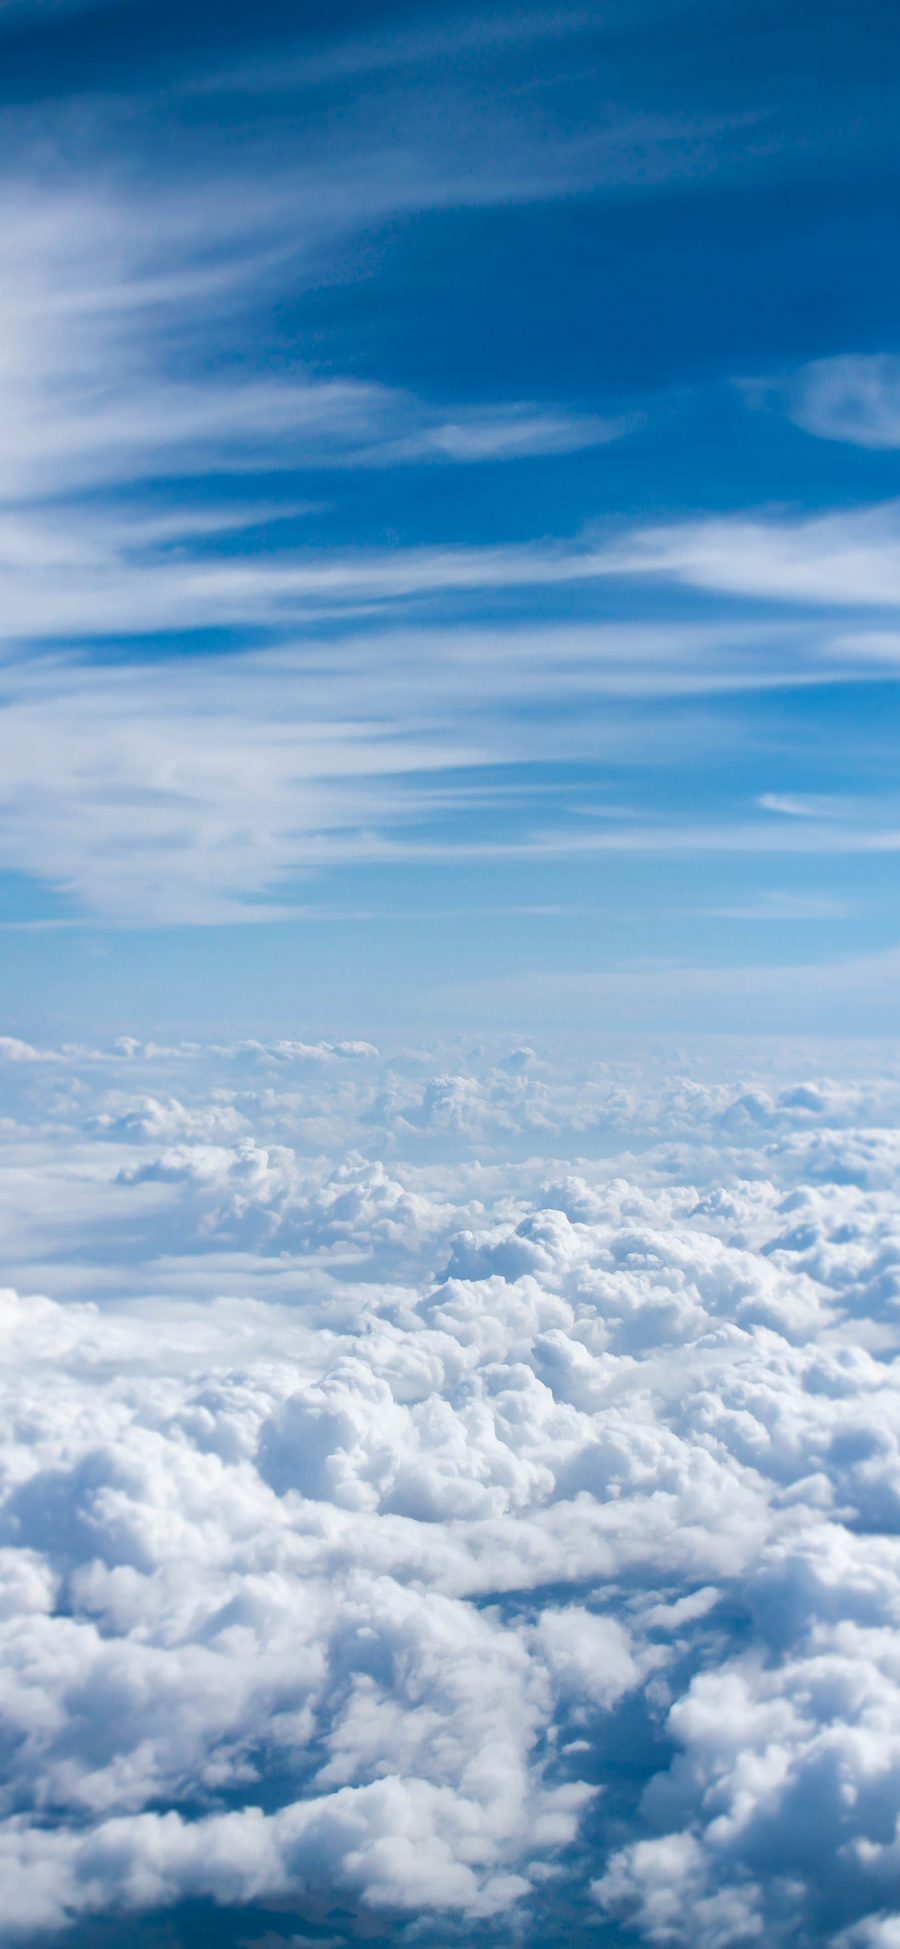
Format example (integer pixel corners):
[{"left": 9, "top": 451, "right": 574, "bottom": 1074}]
[{"left": 0, "top": 1037, "right": 900, "bottom": 1942}]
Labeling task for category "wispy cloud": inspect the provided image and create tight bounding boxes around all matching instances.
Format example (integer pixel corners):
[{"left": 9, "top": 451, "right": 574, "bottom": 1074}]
[
  {"left": 757, "top": 792, "right": 852, "bottom": 818},
  {"left": 16, "top": 495, "right": 900, "bottom": 644},
  {"left": 191, "top": 7, "right": 603, "bottom": 96},
  {"left": 0, "top": 15, "right": 896, "bottom": 948},
  {"left": 0, "top": 178, "right": 625, "bottom": 505},
  {"left": 699, "top": 891, "right": 854, "bottom": 920},
  {"left": 605, "top": 501, "right": 900, "bottom": 608},
  {"left": 0, "top": 621, "right": 897, "bottom": 923},
  {"left": 777, "top": 354, "right": 900, "bottom": 449}
]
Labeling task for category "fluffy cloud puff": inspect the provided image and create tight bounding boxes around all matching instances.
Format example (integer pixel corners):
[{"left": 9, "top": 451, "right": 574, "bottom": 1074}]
[{"left": 1, "top": 1039, "right": 900, "bottom": 1945}]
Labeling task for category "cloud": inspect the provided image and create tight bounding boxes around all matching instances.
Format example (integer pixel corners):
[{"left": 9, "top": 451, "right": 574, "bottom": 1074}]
[
  {"left": 92, "top": 1095, "right": 251, "bottom": 1144},
  {"left": 0, "top": 128, "right": 646, "bottom": 541},
  {"left": 2, "top": 604, "right": 899, "bottom": 925},
  {"left": 0, "top": 620, "right": 824, "bottom": 922},
  {"left": 699, "top": 892, "right": 853, "bottom": 920},
  {"left": 0, "top": 175, "right": 620, "bottom": 503},
  {"left": 3, "top": 157, "right": 900, "bottom": 938},
  {"left": 415, "top": 407, "right": 628, "bottom": 461},
  {"left": 1, "top": 1039, "right": 900, "bottom": 1939},
  {"left": 605, "top": 500, "right": 900, "bottom": 609},
  {"left": 0, "top": 60, "right": 678, "bottom": 518},
  {"left": 783, "top": 355, "right": 900, "bottom": 450}
]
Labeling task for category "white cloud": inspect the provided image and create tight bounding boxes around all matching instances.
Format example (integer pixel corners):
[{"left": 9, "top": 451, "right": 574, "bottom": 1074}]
[
  {"left": 0, "top": 160, "right": 628, "bottom": 510},
  {"left": 0, "top": 1039, "right": 900, "bottom": 1939},
  {"left": 0, "top": 623, "right": 806, "bottom": 921},
  {"left": 1, "top": 164, "right": 899, "bottom": 937},
  {"left": 0, "top": 609, "right": 897, "bottom": 924},
  {"left": 700, "top": 892, "right": 853, "bottom": 920},
  {"left": 784, "top": 355, "right": 900, "bottom": 450},
  {"left": 606, "top": 500, "right": 900, "bottom": 609}
]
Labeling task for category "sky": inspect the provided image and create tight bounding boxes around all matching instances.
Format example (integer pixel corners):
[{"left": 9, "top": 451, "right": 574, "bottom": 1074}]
[
  {"left": 2, "top": 0, "right": 900, "bottom": 1038},
  {"left": 8, "top": 11, "right": 900, "bottom": 1949}
]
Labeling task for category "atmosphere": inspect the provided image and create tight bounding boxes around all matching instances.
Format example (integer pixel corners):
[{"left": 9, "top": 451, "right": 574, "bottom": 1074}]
[
  {"left": 4, "top": 6, "right": 900, "bottom": 1949},
  {"left": 1, "top": 0, "right": 900, "bottom": 1037}
]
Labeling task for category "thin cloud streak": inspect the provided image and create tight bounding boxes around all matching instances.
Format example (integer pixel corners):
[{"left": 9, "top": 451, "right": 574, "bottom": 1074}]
[
  {"left": 15, "top": 505, "right": 900, "bottom": 642},
  {"left": 606, "top": 501, "right": 900, "bottom": 608},
  {"left": 0, "top": 625, "right": 897, "bottom": 923}
]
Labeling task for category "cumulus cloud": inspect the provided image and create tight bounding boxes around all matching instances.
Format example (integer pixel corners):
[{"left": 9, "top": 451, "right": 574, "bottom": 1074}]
[
  {"left": 0, "top": 1037, "right": 899, "bottom": 1944},
  {"left": 0, "top": 1036, "right": 900, "bottom": 1933}
]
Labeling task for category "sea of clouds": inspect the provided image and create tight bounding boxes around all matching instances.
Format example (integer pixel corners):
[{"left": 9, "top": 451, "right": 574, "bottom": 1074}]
[{"left": 2, "top": 1030, "right": 900, "bottom": 1947}]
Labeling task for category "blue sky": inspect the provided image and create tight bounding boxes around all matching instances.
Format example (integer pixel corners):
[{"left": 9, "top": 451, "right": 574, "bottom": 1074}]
[
  {"left": 9, "top": 15, "right": 900, "bottom": 1945},
  {"left": 3, "top": 0, "right": 900, "bottom": 1040}
]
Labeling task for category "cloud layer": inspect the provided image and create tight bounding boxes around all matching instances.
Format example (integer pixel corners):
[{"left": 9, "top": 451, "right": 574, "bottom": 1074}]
[{"left": 2, "top": 1035, "right": 900, "bottom": 1944}]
